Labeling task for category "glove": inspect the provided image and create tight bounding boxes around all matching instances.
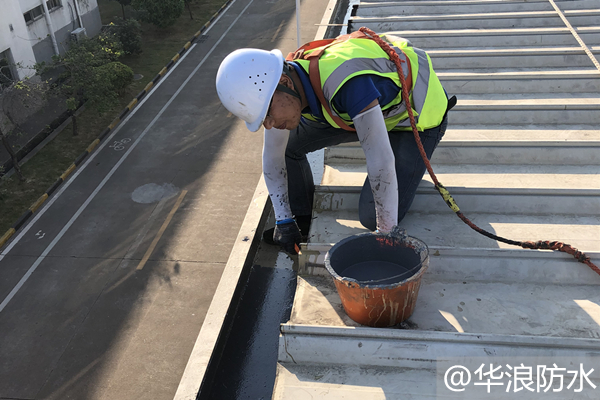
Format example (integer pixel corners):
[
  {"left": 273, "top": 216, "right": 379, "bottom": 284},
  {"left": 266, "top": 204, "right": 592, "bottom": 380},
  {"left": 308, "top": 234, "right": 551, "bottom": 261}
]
[
  {"left": 375, "top": 225, "right": 407, "bottom": 239},
  {"left": 273, "top": 219, "right": 302, "bottom": 255},
  {"left": 388, "top": 225, "right": 408, "bottom": 240}
]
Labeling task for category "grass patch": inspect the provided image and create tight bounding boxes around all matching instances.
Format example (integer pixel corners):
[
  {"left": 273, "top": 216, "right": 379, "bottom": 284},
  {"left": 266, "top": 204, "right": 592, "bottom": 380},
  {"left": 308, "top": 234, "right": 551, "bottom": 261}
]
[
  {"left": 0, "top": 0, "right": 226, "bottom": 236},
  {"left": 100, "top": 0, "right": 225, "bottom": 93}
]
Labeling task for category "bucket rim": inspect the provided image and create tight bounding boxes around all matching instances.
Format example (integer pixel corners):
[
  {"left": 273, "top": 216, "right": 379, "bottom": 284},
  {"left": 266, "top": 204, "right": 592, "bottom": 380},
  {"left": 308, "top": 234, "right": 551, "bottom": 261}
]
[{"left": 323, "top": 231, "right": 430, "bottom": 289}]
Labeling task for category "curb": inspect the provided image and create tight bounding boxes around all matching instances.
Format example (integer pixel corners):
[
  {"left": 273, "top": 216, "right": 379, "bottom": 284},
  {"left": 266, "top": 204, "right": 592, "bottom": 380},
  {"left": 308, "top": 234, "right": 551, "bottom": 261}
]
[
  {"left": 0, "top": 107, "right": 71, "bottom": 179},
  {"left": 0, "top": 0, "right": 234, "bottom": 251},
  {"left": 1, "top": 104, "right": 86, "bottom": 180}
]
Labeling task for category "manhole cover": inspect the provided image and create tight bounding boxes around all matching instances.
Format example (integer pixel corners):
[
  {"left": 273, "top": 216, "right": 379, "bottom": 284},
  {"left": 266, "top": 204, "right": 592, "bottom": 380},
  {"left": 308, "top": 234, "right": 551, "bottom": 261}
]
[
  {"left": 133, "top": 74, "right": 144, "bottom": 81},
  {"left": 132, "top": 183, "right": 179, "bottom": 204}
]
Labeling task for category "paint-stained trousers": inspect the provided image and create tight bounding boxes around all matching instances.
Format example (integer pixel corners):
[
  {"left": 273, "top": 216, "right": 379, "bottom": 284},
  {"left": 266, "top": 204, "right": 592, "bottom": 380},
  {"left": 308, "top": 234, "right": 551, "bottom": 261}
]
[{"left": 285, "top": 116, "right": 448, "bottom": 231}]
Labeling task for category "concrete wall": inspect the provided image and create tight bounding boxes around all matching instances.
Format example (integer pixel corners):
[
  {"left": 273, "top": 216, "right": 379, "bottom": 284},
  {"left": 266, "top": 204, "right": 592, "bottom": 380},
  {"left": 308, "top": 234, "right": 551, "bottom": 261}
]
[
  {"left": 81, "top": 5, "right": 102, "bottom": 37},
  {"left": 0, "top": 1, "right": 37, "bottom": 79},
  {"left": 77, "top": 0, "right": 101, "bottom": 21},
  {"left": 24, "top": 1, "right": 80, "bottom": 48}
]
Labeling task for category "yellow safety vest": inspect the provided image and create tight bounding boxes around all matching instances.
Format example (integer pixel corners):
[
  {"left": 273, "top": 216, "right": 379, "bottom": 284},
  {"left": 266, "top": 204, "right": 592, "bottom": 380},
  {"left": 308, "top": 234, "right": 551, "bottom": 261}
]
[{"left": 294, "top": 34, "right": 448, "bottom": 131}]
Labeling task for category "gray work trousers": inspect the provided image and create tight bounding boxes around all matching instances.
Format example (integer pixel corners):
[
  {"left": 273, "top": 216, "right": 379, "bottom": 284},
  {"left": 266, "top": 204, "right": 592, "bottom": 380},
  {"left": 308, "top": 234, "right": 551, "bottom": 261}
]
[{"left": 285, "top": 116, "right": 448, "bottom": 231}]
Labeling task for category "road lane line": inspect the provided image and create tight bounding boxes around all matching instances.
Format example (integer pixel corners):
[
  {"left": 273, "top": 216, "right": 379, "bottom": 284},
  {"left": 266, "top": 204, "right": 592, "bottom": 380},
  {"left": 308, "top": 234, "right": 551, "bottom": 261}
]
[
  {"left": 137, "top": 190, "right": 187, "bottom": 270},
  {"left": 272, "top": 20, "right": 285, "bottom": 42},
  {"left": 0, "top": 0, "right": 250, "bottom": 312},
  {"left": 120, "top": 197, "right": 170, "bottom": 268}
]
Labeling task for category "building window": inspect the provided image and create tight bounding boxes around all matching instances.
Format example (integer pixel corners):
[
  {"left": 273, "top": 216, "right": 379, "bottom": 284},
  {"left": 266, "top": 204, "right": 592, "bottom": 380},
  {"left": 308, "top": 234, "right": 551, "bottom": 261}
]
[
  {"left": 47, "top": 0, "right": 62, "bottom": 11},
  {"left": 24, "top": 5, "right": 44, "bottom": 24},
  {"left": 23, "top": 1, "right": 62, "bottom": 24}
]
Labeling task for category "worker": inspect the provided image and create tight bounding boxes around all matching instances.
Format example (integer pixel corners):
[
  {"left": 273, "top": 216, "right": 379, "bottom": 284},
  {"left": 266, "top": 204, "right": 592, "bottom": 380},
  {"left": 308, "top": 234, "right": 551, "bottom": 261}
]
[{"left": 216, "top": 32, "right": 454, "bottom": 255}]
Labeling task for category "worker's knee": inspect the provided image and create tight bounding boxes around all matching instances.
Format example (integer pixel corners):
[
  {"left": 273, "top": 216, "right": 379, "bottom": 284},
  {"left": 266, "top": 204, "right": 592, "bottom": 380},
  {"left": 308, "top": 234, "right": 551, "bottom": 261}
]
[{"left": 359, "top": 209, "right": 377, "bottom": 232}]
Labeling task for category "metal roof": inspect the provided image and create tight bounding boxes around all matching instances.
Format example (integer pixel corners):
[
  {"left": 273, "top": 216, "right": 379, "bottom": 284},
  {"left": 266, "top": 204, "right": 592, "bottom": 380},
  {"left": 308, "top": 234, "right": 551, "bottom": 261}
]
[{"left": 274, "top": 0, "right": 600, "bottom": 397}]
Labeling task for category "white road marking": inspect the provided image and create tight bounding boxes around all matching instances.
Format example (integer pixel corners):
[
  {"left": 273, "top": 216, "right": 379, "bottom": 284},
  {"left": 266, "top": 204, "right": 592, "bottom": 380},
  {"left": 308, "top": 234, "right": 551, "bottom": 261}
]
[{"left": 0, "top": 0, "right": 245, "bottom": 312}]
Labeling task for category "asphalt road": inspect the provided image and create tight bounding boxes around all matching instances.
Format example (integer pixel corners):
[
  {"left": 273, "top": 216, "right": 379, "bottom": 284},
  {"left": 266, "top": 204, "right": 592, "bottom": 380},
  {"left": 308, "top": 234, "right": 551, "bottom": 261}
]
[{"left": 0, "top": 0, "right": 332, "bottom": 397}]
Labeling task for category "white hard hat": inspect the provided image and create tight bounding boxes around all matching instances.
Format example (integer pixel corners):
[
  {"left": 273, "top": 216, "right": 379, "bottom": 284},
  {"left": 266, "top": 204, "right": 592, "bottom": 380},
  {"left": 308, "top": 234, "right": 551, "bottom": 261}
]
[{"left": 216, "top": 48, "right": 284, "bottom": 132}]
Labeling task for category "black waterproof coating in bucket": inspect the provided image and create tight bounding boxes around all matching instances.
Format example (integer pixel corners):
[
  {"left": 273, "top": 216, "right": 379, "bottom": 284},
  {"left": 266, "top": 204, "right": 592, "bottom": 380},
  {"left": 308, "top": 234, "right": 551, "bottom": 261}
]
[
  {"left": 327, "top": 232, "right": 425, "bottom": 285},
  {"left": 333, "top": 254, "right": 420, "bottom": 285},
  {"left": 324, "top": 228, "right": 429, "bottom": 327}
]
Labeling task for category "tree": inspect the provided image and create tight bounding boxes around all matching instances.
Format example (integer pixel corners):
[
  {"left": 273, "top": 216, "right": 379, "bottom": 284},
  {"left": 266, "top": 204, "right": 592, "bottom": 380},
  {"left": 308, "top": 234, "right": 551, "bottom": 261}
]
[
  {"left": 0, "top": 79, "right": 48, "bottom": 181},
  {"left": 184, "top": 0, "right": 194, "bottom": 19},
  {"left": 39, "top": 33, "right": 133, "bottom": 136},
  {"left": 107, "top": 18, "right": 143, "bottom": 55},
  {"left": 116, "top": 0, "right": 132, "bottom": 19},
  {"left": 0, "top": 128, "right": 23, "bottom": 180},
  {"left": 132, "top": 0, "right": 184, "bottom": 28}
]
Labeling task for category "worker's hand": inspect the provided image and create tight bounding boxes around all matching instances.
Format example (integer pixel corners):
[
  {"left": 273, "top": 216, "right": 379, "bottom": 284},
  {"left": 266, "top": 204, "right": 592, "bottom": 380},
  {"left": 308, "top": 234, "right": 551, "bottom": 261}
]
[
  {"left": 273, "top": 220, "right": 302, "bottom": 255},
  {"left": 388, "top": 225, "right": 408, "bottom": 240},
  {"left": 375, "top": 226, "right": 407, "bottom": 240}
]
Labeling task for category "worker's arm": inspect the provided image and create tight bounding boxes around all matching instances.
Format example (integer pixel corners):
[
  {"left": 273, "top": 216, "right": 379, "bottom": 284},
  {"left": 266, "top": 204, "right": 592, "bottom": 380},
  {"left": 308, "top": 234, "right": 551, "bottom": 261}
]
[
  {"left": 263, "top": 127, "right": 293, "bottom": 220},
  {"left": 262, "top": 127, "right": 302, "bottom": 254},
  {"left": 353, "top": 101, "right": 398, "bottom": 233}
]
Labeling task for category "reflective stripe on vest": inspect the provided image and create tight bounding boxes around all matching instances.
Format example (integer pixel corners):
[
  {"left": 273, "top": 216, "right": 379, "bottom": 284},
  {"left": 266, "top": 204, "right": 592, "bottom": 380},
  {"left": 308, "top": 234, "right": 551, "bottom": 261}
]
[
  {"left": 297, "top": 36, "right": 447, "bottom": 131},
  {"left": 322, "top": 52, "right": 410, "bottom": 103},
  {"left": 390, "top": 47, "right": 431, "bottom": 127},
  {"left": 412, "top": 47, "right": 430, "bottom": 124}
]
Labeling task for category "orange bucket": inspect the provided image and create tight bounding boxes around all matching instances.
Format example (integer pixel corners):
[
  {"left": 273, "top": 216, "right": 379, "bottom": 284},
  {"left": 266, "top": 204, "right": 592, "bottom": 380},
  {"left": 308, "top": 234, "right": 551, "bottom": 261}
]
[{"left": 324, "top": 228, "right": 429, "bottom": 327}]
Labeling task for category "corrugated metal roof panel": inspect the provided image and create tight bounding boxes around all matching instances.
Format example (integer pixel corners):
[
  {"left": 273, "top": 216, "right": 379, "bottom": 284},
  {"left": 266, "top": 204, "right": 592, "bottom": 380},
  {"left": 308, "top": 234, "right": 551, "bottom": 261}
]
[{"left": 274, "top": 0, "right": 600, "bottom": 397}]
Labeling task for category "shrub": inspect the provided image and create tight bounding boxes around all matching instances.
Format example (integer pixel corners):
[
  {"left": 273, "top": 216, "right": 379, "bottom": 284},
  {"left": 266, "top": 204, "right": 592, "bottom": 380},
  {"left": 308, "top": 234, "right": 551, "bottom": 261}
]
[
  {"left": 96, "top": 31, "right": 125, "bottom": 61},
  {"left": 97, "top": 62, "right": 134, "bottom": 93},
  {"left": 39, "top": 36, "right": 129, "bottom": 135},
  {"left": 108, "top": 18, "right": 143, "bottom": 55}
]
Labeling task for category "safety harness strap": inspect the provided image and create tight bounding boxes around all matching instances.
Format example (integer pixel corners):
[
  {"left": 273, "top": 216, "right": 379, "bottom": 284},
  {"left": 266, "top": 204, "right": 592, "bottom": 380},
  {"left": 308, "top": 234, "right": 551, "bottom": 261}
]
[
  {"left": 288, "top": 31, "right": 369, "bottom": 131},
  {"left": 287, "top": 31, "right": 416, "bottom": 132}
]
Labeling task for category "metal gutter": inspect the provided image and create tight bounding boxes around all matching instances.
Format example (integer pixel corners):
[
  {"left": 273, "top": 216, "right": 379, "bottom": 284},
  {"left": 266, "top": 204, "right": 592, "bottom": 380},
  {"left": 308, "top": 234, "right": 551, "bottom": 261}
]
[{"left": 173, "top": 178, "right": 271, "bottom": 399}]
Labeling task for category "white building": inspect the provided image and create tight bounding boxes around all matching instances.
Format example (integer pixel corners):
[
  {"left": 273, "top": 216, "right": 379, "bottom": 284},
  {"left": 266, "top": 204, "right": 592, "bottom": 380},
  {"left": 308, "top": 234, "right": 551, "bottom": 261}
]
[{"left": 1, "top": 0, "right": 102, "bottom": 82}]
